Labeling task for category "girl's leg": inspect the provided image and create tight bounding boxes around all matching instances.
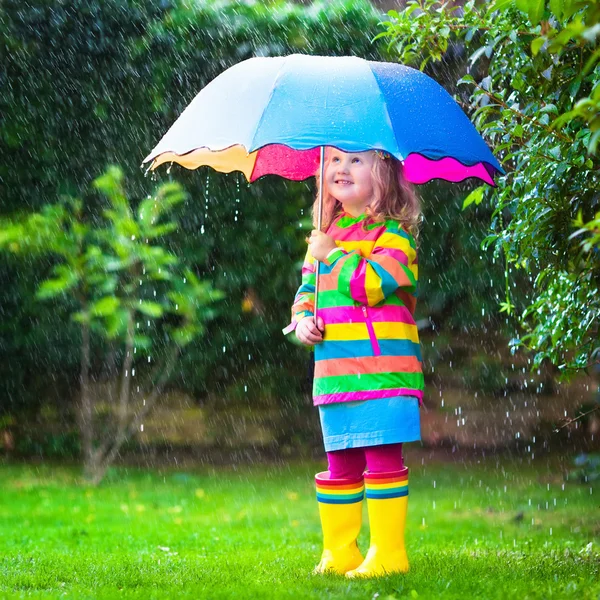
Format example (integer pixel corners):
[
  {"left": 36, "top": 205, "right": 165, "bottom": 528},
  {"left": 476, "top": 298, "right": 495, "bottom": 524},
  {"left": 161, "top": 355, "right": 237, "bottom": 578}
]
[
  {"left": 363, "top": 442, "right": 404, "bottom": 473},
  {"left": 326, "top": 447, "right": 367, "bottom": 480}
]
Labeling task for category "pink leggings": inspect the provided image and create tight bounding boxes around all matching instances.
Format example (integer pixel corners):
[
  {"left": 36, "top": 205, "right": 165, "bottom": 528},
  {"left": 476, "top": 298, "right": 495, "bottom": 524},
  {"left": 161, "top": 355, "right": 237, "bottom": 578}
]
[{"left": 326, "top": 443, "right": 404, "bottom": 479}]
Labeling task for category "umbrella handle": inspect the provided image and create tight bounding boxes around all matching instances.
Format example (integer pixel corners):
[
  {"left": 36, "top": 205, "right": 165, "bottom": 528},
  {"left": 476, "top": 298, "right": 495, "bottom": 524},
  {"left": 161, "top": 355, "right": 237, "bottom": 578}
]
[{"left": 314, "top": 146, "right": 325, "bottom": 331}]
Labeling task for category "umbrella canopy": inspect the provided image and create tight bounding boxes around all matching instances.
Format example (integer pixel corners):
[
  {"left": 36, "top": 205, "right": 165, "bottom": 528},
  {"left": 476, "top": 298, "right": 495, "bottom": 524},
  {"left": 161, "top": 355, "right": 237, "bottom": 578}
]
[{"left": 143, "top": 54, "right": 503, "bottom": 186}]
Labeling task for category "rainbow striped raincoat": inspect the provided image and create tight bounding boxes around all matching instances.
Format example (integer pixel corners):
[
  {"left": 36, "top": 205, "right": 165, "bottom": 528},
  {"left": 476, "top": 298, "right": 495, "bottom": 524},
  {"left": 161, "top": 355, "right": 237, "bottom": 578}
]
[{"left": 284, "top": 211, "right": 424, "bottom": 406}]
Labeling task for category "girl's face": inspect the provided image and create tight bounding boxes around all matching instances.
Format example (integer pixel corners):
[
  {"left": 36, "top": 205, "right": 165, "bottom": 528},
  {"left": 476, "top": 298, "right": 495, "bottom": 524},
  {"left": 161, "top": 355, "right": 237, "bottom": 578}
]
[{"left": 325, "top": 149, "right": 376, "bottom": 215}]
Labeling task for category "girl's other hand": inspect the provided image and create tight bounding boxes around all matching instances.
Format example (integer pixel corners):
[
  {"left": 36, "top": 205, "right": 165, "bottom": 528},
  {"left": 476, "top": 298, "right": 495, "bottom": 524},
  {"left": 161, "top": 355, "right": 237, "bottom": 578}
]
[
  {"left": 295, "top": 316, "right": 325, "bottom": 345},
  {"left": 308, "top": 230, "right": 337, "bottom": 262}
]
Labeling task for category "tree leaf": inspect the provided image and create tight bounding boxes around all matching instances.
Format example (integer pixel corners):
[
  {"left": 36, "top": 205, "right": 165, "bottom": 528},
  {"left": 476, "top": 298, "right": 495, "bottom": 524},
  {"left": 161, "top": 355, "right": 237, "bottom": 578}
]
[
  {"left": 91, "top": 296, "right": 120, "bottom": 317},
  {"left": 457, "top": 74, "right": 475, "bottom": 86},
  {"left": 133, "top": 334, "right": 153, "bottom": 350},
  {"left": 104, "top": 309, "right": 129, "bottom": 338},
  {"left": 93, "top": 165, "right": 128, "bottom": 211},
  {"left": 462, "top": 186, "right": 486, "bottom": 209},
  {"left": 549, "top": 0, "right": 563, "bottom": 20},
  {"left": 170, "top": 324, "right": 205, "bottom": 347},
  {"left": 528, "top": 0, "right": 545, "bottom": 25},
  {"left": 146, "top": 223, "right": 178, "bottom": 239},
  {"left": 137, "top": 301, "right": 164, "bottom": 318},
  {"left": 36, "top": 266, "right": 79, "bottom": 300},
  {"left": 531, "top": 36, "right": 545, "bottom": 55},
  {"left": 469, "top": 46, "right": 487, "bottom": 66},
  {"left": 515, "top": 0, "right": 529, "bottom": 15},
  {"left": 72, "top": 311, "right": 90, "bottom": 325},
  {"left": 490, "top": 0, "right": 515, "bottom": 11}
]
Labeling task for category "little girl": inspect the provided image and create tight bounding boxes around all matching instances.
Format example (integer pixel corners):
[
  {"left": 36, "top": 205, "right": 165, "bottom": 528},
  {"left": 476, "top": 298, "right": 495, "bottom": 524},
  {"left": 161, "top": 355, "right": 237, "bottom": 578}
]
[{"left": 283, "top": 147, "right": 424, "bottom": 578}]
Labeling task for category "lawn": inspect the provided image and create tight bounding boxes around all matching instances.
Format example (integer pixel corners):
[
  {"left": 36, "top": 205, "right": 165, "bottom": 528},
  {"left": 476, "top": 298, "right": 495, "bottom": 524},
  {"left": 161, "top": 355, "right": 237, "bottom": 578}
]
[{"left": 0, "top": 450, "right": 598, "bottom": 599}]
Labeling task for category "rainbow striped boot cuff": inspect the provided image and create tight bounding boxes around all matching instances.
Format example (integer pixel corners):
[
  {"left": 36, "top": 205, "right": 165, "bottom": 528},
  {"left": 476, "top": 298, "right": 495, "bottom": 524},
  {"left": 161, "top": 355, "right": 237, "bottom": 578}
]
[
  {"left": 313, "top": 472, "right": 365, "bottom": 574},
  {"left": 315, "top": 472, "right": 365, "bottom": 504},
  {"left": 364, "top": 468, "right": 409, "bottom": 500}
]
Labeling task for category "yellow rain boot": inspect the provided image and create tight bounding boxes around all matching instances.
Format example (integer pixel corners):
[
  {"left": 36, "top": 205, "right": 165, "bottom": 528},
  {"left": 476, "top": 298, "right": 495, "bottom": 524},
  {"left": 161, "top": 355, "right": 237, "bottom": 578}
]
[
  {"left": 346, "top": 468, "right": 410, "bottom": 578},
  {"left": 313, "top": 471, "right": 365, "bottom": 575}
]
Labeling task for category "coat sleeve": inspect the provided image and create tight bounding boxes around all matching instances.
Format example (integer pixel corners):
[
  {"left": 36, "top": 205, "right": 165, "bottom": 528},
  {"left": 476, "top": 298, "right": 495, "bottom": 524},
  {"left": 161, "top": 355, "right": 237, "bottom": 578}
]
[
  {"left": 323, "top": 224, "right": 417, "bottom": 307},
  {"left": 282, "top": 245, "right": 316, "bottom": 335}
]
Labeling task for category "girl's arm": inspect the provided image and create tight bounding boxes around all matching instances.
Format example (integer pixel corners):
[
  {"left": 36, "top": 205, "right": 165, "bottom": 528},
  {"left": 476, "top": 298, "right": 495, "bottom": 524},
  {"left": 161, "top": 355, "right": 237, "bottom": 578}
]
[
  {"left": 323, "top": 224, "right": 417, "bottom": 307},
  {"left": 282, "top": 246, "right": 316, "bottom": 335}
]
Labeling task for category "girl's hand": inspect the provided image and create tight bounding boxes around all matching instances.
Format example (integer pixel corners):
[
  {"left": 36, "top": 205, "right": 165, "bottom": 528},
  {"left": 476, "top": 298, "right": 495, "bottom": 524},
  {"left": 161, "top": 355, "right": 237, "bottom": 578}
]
[
  {"left": 295, "top": 316, "right": 325, "bottom": 345},
  {"left": 308, "top": 230, "right": 337, "bottom": 262}
]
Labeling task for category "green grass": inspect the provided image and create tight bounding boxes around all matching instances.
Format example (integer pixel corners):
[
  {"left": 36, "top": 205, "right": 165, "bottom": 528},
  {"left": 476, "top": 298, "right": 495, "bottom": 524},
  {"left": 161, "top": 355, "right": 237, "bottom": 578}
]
[{"left": 0, "top": 452, "right": 598, "bottom": 599}]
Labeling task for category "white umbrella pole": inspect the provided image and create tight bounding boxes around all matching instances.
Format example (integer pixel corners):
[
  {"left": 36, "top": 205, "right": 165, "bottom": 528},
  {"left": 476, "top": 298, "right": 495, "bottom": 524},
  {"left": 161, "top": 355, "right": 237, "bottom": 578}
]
[{"left": 314, "top": 145, "right": 325, "bottom": 326}]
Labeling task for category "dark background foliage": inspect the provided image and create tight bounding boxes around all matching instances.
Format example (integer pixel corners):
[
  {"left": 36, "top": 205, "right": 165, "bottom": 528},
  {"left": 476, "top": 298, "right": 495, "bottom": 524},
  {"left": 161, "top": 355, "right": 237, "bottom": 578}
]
[{"left": 0, "top": 0, "right": 516, "bottom": 450}]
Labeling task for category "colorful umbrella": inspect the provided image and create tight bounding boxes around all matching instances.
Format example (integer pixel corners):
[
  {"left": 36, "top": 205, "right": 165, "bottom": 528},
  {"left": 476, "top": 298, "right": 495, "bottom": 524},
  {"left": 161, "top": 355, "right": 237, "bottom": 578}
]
[
  {"left": 143, "top": 54, "right": 503, "bottom": 185},
  {"left": 143, "top": 54, "right": 504, "bottom": 319}
]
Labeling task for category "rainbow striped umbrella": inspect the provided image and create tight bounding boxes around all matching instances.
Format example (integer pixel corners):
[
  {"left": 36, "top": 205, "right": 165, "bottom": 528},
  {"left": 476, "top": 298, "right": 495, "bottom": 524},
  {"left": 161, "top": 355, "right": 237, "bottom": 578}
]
[{"left": 143, "top": 54, "right": 503, "bottom": 186}]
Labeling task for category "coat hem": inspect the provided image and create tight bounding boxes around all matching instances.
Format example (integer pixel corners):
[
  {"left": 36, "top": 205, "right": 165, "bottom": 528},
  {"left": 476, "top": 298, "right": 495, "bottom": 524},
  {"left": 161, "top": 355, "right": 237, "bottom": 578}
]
[{"left": 314, "top": 388, "right": 424, "bottom": 407}]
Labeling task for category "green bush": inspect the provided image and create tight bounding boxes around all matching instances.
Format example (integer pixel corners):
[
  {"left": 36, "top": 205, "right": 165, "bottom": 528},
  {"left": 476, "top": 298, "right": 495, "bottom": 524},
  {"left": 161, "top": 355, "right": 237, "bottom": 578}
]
[{"left": 378, "top": 0, "right": 600, "bottom": 379}]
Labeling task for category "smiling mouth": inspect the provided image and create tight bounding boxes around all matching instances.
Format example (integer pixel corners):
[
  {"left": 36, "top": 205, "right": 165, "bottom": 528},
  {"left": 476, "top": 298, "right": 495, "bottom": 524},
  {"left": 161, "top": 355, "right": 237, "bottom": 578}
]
[{"left": 335, "top": 180, "right": 353, "bottom": 184}]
